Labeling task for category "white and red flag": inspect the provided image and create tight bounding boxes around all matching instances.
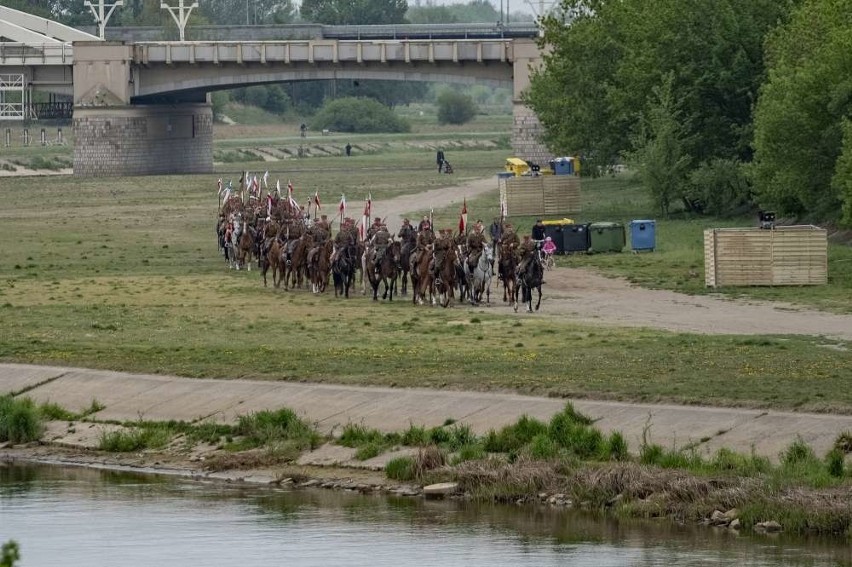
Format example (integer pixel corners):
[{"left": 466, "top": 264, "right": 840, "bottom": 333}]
[
  {"left": 287, "top": 180, "right": 299, "bottom": 209},
  {"left": 458, "top": 198, "right": 468, "bottom": 234},
  {"left": 313, "top": 190, "right": 322, "bottom": 211},
  {"left": 262, "top": 171, "right": 269, "bottom": 189}
]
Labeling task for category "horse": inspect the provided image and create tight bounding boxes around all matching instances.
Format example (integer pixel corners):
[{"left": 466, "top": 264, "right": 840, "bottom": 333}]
[
  {"left": 225, "top": 214, "right": 243, "bottom": 270},
  {"left": 455, "top": 244, "right": 470, "bottom": 303},
  {"left": 263, "top": 238, "right": 283, "bottom": 288},
  {"left": 399, "top": 238, "right": 417, "bottom": 296},
  {"left": 236, "top": 221, "right": 255, "bottom": 271},
  {"left": 308, "top": 239, "right": 333, "bottom": 294},
  {"left": 285, "top": 233, "right": 311, "bottom": 290},
  {"left": 331, "top": 243, "right": 358, "bottom": 299},
  {"left": 499, "top": 243, "right": 518, "bottom": 305},
  {"left": 367, "top": 240, "right": 402, "bottom": 301},
  {"left": 515, "top": 251, "right": 544, "bottom": 313},
  {"left": 469, "top": 243, "right": 494, "bottom": 305},
  {"left": 433, "top": 243, "right": 457, "bottom": 308},
  {"left": 410, "top": 246, "right": 435, "bottom": 306}
]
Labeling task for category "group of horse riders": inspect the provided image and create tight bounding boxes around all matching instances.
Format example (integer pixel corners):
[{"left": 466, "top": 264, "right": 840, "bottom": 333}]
[{"left": 218, "top": 188, "right": 544, "bottom": 309}]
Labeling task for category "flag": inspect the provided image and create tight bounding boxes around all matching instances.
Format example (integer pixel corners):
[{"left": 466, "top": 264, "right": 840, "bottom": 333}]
[
  {"left": 361, "top": 194, "right": 371, "bottom": 241},
  {"left": 339, "top": 194, "right": 346, "bottom": 216},
  {"left": 313, "top": 190, "right": 322, "bottom": 211},
  {"left": 459, "top": 198, "right": 468, "bottom": 234},
  {"left": 216, "top": 178, "right": 223, "bottom": 195},
  {"left": 267, "top": 193, "right": 273, "bottom": 216},
  {"left": 262, "top": 171, "right": 269, "bottom": 189},
  {"left": 366, "top": 193, "right": 372, "bottom": 217},
  {"left": 275, "top": 179, "right": 281, "bottom": 196},
  {"left": 287, "top": 179, "right": 299, "bottom": 209},
  {"left": 500, "top": 194, "right": 507, "bottom": 220}
]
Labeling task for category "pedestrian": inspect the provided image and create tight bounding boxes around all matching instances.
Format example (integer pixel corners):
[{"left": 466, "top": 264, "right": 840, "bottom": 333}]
[
  {"left": 436, "top": 148, "right": 445, "bottom": 173},
  {"left": 345, "top": 143, "right": 352, "bottom": 157},
  {"left": 489, "top": 217, "right": 503, "bottom": 246},
  {"left": 532, "top": 218, "right": 546, "bottom": 243}
]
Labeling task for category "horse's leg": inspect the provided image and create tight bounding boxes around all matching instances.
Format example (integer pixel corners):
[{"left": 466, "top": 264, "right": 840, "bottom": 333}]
[{"left": 535, "top": 285, "right": 542, "bottom": 311}]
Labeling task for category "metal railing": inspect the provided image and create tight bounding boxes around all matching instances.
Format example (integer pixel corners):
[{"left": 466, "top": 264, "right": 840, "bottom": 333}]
[{"left": 0, "top": 43, "right": 73, "bottom": 65}]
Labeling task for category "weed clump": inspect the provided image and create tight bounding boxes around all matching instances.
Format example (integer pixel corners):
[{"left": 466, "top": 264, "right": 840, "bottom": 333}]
[
  {"left": 0, "top": 396, "right": 43, "bottom": 444},
  {"left": 235, "top": 409, "right": 321, "bottom": 451},
  {"left": 385, "top": 456, "right": 416, "bottom": 481},
  {"left": 98, "top": 425, "right": 171, "bottom": 452}
]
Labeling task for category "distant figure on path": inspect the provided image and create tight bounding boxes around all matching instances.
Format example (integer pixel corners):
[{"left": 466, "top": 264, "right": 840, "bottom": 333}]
[
  {"left": 345, "top": 143, "right": 352, "bottom": 157},
  {"left": 436, "top": 149, "right": 445, "bottom": 173}
]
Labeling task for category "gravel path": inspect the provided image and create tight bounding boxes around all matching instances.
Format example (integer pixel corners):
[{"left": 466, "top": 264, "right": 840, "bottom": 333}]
[{"left": 377, "top": 176, "right": 852, "bottom": 340}]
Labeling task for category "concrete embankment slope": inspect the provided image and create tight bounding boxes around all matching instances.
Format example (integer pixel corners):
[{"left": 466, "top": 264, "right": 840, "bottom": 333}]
[{"left": 3, "top": 363, "right": 850, "bottom": 460}]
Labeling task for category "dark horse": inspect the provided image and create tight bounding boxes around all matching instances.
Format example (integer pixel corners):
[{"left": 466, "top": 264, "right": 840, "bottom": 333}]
[
  {"left": 433, "top": 244, "right": 457, "bottom": 308},
  {"left": 498, "top": 243, "right": 518, "bottom": 306},
  {"left": 367, "top": 240, "right": 402, "bottom": 301},
  {"left": 332, "top": 242, "right": 358, "bottom": 299},
  {"left": 399, "top": 238, "right": 416, "bottom": 296},
  {"left": 515, "top": 252, "right": 544, "bottom": 313}
]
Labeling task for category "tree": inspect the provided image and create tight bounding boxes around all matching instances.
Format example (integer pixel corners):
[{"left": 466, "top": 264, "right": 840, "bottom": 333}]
[
  {"left": 626, "top": 75, "right": 692, "bottom": 216},
  {"left": 436, "top": 90, "right": 476, "bottom": 125},
  {"left": 300, "top": 0, "right": 408, "bottom": 25},
  {"left": 752, "top": 0, "right": 852, "bottom": 222},
  {"left": 527, "top": 0, "right": 796, "bottom": 176},
  {"left": 311, "top": 97, "right": 410, "bottom": 133},
  {"left": 832, "top": 120, "right": 852, "bottom": 226},
  {"left": 406, "top": 6, "right": 457, "bottom": 24},
  {"left": 200, "top": 0, "right": 296, "bottom": 25},
  {"left": 1, "top": 541, "right": 19, "bottom": 567}
]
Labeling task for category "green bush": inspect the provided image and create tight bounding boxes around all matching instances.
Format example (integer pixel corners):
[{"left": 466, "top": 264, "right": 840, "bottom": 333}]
[
  {"left": 311, "top": 97, "right": 410, "bottom": 133},
  {"left": 354, "top": 442, "right": 383, "bottom": 461},
  {"left": 688, "top": 158, "right": 752, "bottom": 216},
  {"left": 528, "top": 433, "right": 559, "bottom": 460},
  {"left": 447, "top": 424, "right": 476, "bottom": 451},
  {"left": 436, "top": 90, "right": 476, "bottom": 125},
  {"left": 236, "top": 408, "right": 321, "bottom": 450},
  {"left": 640, "top": 443, "right": 665, "bottom": 465},
  {"left": 385, "top": 456, "right": 416, "bottom": 481},
  {"left": 339, "top": 423, "right": 385, "bottom": 447},
  {"left": 604, "top": 431, "right": 629, "bottom": 461},
  {"left": 826, "top": 449, "right": 845, "bottom": 478},
  {"left": 451, "top": 443, "right": 486, "bottom": 465},
  {"left": 711, "top": 448, "right": 771, "bottom": 476},
  {"left": 782, "top": 438, "right": 817, "bottom": 467},
  {"left": 98, "top": 426, "right": 171, "bottom": 452},
  {"left": 1, "top": 540, "right": 20, "bottom": 567},
  {"left": 483, "top": 415, "right": 548, "bottom": 453},
  {"left": 401, "top": 423, "right": 429, "bottom": 446},
  {"left": 0, "top": 396, "right": 43, "bottom": 444}
]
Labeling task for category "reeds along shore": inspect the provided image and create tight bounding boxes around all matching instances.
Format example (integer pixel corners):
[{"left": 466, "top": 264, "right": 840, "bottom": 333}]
[{"left": 2, "top": 396, "right": 850, "bottom": 537}]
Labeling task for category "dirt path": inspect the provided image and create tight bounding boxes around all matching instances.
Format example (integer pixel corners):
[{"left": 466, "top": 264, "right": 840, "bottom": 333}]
[{"left": 378, "top": 176, "right": 852, "bottom": 341}]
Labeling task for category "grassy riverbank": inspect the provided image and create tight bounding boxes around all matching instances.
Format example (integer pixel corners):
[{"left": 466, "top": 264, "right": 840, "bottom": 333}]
[
  {"left": 3, "top": 395, "right": 850, "bottom": 537},
  {"left": 1, "top": 156, "right": 851, "bottom": 412}
]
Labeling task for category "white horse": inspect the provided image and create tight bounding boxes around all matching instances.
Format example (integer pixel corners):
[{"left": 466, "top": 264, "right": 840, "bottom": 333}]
[
  {"left": 469, "top": 243, "right": 494, "bottom": 305},
  {"left": 226, "top": 213, "right": 243, "bottom": 270}
]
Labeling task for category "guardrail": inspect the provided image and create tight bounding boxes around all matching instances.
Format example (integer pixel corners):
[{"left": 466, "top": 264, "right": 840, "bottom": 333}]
[{"left": 0, "top": 43, "right": 73, "bottom": 65}]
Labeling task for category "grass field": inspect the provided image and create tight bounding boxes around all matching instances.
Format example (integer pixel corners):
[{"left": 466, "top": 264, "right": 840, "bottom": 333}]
[{"left": 1, "top": 148, "right": 851, "bottom": 413}]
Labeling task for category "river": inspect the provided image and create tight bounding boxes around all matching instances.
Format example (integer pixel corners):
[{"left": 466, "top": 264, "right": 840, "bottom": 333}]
[{"left": 1, "top": 463, "right": 849, "bottom": 566}]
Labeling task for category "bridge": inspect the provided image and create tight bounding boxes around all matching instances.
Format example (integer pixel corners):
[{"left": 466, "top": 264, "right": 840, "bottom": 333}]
[{"left": 1, "top": 7, "right": 549, "bottom": 177}]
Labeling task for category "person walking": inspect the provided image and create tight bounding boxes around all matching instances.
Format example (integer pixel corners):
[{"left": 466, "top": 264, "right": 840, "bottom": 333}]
[{"left": 436, "top": 149, "right": 445, "bottom": 173}]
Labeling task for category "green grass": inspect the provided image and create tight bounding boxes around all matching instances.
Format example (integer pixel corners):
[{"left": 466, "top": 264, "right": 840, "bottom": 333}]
[
  {"left": 98, "top": 425, "right": 172, "bottom": 452},
  {"left": 0, "top": 396, "right": 43, "bottom": 444}
]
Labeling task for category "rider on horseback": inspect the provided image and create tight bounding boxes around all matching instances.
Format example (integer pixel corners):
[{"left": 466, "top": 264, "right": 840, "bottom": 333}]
[
  {"left": 432, "top": 229, "right": 452, "bottom": 282},
  {"left": 371, "top": 224, "right": 391, "bottom": 275},
  {"left": 516, "top": 235, "right": 537, "bottom": 277},
  {"left": 466, "top": 220, "right": 486, "bottom": 278},
  {"left": 411, "top": 221, "right": 434, "bottom": 270},
  {"left": 397, "top": 218, "right": 415, "bottom": 243}
]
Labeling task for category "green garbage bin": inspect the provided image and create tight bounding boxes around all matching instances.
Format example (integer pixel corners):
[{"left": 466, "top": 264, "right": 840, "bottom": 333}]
[{"left": 588, "top": 222, "right": 625, "bottom": 253}]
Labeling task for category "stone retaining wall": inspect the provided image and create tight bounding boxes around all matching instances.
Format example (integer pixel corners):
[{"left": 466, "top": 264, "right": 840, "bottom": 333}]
[{"left": 73, "top": 103, "right": 213, "bottom": 177}]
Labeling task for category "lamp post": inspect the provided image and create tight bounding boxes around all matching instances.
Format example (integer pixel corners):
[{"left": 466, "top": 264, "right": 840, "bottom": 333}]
[
  {"left": 83, "top": 0, "right": 124, "bottom": 40},
  {"left": 161, "top": 0, "right": 199, "bottom": 42}
]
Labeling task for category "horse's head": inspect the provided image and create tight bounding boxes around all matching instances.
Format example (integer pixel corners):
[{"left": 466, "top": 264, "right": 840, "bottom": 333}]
[{"left": 483, "top": 244, "right": 494, "bottom": 264}]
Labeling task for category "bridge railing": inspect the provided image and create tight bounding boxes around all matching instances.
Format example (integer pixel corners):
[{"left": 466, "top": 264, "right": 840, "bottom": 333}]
[{"left": 0, "top": 43, "right": 73, "bottom": 65}]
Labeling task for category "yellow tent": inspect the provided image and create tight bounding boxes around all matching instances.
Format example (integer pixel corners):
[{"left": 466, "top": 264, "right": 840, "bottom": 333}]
[{"left": 505, "top": 157, "right": 530, "bottom": 176}]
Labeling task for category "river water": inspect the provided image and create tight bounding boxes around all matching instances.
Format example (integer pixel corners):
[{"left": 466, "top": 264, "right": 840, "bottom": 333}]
[{"left": 1, "top": 463, "right": 849, "bottom": 567}]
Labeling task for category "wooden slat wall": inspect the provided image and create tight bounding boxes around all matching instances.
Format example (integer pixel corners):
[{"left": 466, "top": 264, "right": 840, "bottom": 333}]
[
  {"left": 704, "top": 226, "right": 827, "bottom": 287},
  {"left": 501, "top": 177, "right": 581, "bottom": 217}
]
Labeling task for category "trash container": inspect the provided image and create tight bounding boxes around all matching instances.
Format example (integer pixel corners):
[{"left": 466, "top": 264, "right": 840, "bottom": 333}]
[
  {"left": 548, "top": 157, "right": 575, "bottom": 175},
  {"left": 496, "top": 171, "right": 514, "bottom": 180},
  {"left": 562, "top": 223, "right": 590, "bottom": 253},
  {"left": 588, "top": 222, "right": 625, "bottom": 253},
  {"left": 543, "top": 225, "right": 565, "bottom": 254},
  {"left": 630, "top": 220, "right": 656, "bottom": 251}
]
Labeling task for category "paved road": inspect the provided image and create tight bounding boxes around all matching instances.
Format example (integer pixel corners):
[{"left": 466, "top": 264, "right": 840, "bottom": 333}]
[{"left": 4, "top": 363, "right": 850, "bottom": 461}]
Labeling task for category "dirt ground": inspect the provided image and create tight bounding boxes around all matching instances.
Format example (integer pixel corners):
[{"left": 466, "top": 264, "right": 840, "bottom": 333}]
[{"left": 377, "top": 177, "right": 852, "bottom": 341}]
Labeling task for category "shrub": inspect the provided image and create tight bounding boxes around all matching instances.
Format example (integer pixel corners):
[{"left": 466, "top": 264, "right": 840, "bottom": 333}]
[
  {"left": 413, "top": 445, "right": 447, "bottom": 479},
  {"left": 2, "top": 540, "right": 20, "bottom": 567},
  {"left": 98, "top": 426, "right": 171, "bottom": 452},
  {"left": 451, "top": 443, "right": 486, "bottom": 465},
  {"left": 39, "top": 402, "right": 77, "bottom": 421},
  {"left": 834, "top": 431, "right": 852, "bottom": 454},
  {"left": 236, "top": 408, "right": 321, "bottom": 450},
  {"left": 436, "top": 90, "right": 476, "bottom": 125},
  {"left": 528, "top": 433, "right": 559, "bottom": 460},
  {"left": 385, "top": 456, "right": 416, "bottom": 481},
  {"left": 826, "top": 449, "right": 845, "bottom": 478},
  {"left": 401, "top": 423, "right": 429, "bottom": 446},
  {"left": 604, "top": 431, "right": 629, "bottom": 461},
  {"left": 483, "top": 415, "right": 548, "bottom": 453},
  {"left": 0, "top": 396, "right": 43, "bottom": 444},
  {"left": 354, "top": 442, "right": 382, "bottom": 461},
  {"left": 312, "top": 97, "right": 410, "bottom": 133},
  {"left": 339, "top": 423, "right": 385, "bottom": 448},
  {"left": 782, "top": 438, "right": 817, "bottom": 467},
  {"left": 640, "top": 443, "right": 664, "bottom": 465},
  {"left": 447, "top": 424, "right": 476, "bottom": 451},
  {"left": 711, "top": 448, "right": 771, "bottom": 476},
  {"left": 687, "top": 158, "right": 752, "bottom": 216}
]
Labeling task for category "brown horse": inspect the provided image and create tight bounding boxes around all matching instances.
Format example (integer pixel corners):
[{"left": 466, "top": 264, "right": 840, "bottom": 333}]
[
  {"left": 263, "top": 238, "right": 283, "bottom": 288},
  {"left": 285, "top": 233, "right": 311, "bottom": 290},
  {"left": 236, "top": 221, "right": 255, "bottom": 271},
  {"left": 499, "top": 243, "right": 518, "bottom": 305},
  {"left": 433, "top": 244, "right": 457, "bottom": 308},
  {"left": 367, "top": 240, "right": 402, "bottom": 301},
  {"left": 308, "top": 239, "right": 333, "bottom": 294},
  {"left": 410, "top": 245, "right": 434, "bottom": 305}
]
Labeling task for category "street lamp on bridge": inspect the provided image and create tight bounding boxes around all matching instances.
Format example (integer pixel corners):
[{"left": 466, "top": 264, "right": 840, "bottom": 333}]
[
  {"left": 83, "top": 0, "right": 123, "bottom": 40},
  {"left": 161, "top": 0, "right": 199, "bottom": 42}
]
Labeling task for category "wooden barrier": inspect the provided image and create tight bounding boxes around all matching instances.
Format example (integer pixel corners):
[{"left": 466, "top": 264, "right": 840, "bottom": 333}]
[
  {"left": 704, "top": 226, "right": 827, "bottom": 287},
  {"left": 499, "top": 176, "right": 581, "bottom": 217}
]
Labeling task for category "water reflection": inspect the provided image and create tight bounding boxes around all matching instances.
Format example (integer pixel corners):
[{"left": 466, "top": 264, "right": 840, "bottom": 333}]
[{"left": 1, "top": 463, "right": 849, "bottom": 567}]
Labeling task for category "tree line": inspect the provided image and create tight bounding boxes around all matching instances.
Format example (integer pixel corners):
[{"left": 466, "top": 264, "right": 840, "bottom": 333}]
[{"left": 527, "top": 0, "right": 852, "bottom": 226}]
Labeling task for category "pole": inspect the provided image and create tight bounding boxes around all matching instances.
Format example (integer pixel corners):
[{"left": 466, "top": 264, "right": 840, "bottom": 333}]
[
  {"left": 161, "top": 0, "right": 198, "bottom": 42},
  {"left": 84, "top": 1, "right": 124, "bottom": 40}
]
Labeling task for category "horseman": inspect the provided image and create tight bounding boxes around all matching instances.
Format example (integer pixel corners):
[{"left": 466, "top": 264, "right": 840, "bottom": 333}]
[
  {"left": 366, "top": 216, "right": 383, "bottom": 240},
  {"left": 466, "top": 219, "right": 486, "bottom": 275},
  {"left": 411, "top": 220, "right": 435, "bottom": 269},
  {"left": 432, "top": 228, "right": 452, "bottom": 280},
  {"left": 370, "top": 223, "right": 392, "bottom": 275},
  {"left": 398, "top": 218, "right": 416, "bottom": 244},
  {"left": 516, "top": 234, "right": 537, "bottom": 276},
  {"left": 316, "top": 214, "right": 331, "bottom": 233},
  {"left": 331, "top": 218, "right": 356, "bottom": 262}
]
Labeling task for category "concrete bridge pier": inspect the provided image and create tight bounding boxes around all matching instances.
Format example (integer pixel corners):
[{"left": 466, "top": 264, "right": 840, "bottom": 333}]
[{"left": 72, "top": 42, "right": 212, "bottom": 177}]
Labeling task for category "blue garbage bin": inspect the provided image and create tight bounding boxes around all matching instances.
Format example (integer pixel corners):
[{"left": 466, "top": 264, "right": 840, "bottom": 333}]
[{"left": 630, "top": 220, "right": 656, "bottom": 251}]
